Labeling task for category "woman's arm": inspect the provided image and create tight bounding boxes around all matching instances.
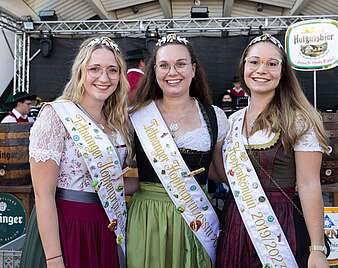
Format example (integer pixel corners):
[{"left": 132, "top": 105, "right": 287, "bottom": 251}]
[
  {"left": 31, "top": 159, "right": 64, "bottom": 268},
  {"left": 295, "top": 151, "right": 328, "bottom": 268}
]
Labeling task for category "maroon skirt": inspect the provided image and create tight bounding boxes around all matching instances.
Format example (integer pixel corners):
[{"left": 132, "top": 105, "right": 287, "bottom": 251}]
[
  {"left": 217, "top": 190, "right": 309, "bottom": 268},
  {"left": 56, "top": 198, "right": 119, "bottom": 268}
]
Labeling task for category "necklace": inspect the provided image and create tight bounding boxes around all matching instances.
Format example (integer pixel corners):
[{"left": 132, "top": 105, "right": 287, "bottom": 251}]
[
  {"left": 169, "top": 122, "right": 179, "bottom": 133},
  {"left": 76, "top": 103, "right": 119, "bottom": 146},
  {"left": 158, "top": 99, "right": 195, "bottom": 137},
  {"left": 76, "top": 103, "right": 105, "bottom": 130},
  {"left": 246, "top": 105, "right": 258, "bottom": 130}
]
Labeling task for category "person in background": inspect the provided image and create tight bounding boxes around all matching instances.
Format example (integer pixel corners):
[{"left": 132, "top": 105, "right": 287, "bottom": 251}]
[
  {"left": 126, "top": 48, "right": 145, "bottom": 102},
  {"left": 217, "top": 33, "right": 328, "bottom": 268},
  {"left": 20, "top": 36, "right": 133, "bottom": 268},
  {"left": 228, "top": 75, "right": 245, "bottom": 98},
  {"left": 220, "top": 93, "right": 234, "bottom": 115},
  {"left": 1, "top": 92, "right": 36, "bottom": 123}
]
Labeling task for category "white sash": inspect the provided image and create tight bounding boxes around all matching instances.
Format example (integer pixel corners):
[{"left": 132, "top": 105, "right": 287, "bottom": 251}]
[
  {"left": 222, "top": 109, "right": 298, "bottom": 268},
  {"left": 51, "top": 101, "right": 127, "bottom": 267},
  {"left": 130, "top": 101, "right": 219, "bottom": 265}
]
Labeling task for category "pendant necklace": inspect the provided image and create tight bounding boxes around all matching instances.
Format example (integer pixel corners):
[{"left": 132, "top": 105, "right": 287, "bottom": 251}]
[
  {"left": 159, "top": 99, "right": 194, "bottom": 137},
  {"left": 76, "top": 103, "right": 105, "bottom": 131},
  {"left": 76, "top": 103, "right": 118, "bottom": 146},
  {"left": 169, "top": 122, "right": 179, "bottom": 133},
  {"left": 246, "top": 105, "right": 257, "bottom": 129}
]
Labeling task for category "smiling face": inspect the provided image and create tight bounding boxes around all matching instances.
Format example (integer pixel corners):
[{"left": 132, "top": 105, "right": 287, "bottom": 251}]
[
  {"left": 83, "top": 47, "right": 119, "bottom": 104},
  {"left": 243, "top": 42, "right": 282, "bottom": 98},
  {"left": 155, "top": 44, "right": 196, "bottom": 99}
]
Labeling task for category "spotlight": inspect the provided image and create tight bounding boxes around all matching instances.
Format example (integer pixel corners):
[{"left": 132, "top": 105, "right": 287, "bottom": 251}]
[
  {"left": 131, "top": 6, "right": 139, "bottom": 14},
  {"left": 22, "top": 16, "right": 34, "bottom": 30},
  {"left": 145, "top": 27, "right": 159, "bottom": 53},
  {"left": 193, "top": 0, "right": 201, "bottom": 6},
  {"left": 257, "top": 3, "right": 263, "bottom": 12},
  {"left": 38, "top": 10, "right": 57, "bottom": 21},
  {"left": 23, "top": 21, "right": 34, "bottom": 30},
  {"left": 40, "top": 35, "right": 53, "bottom": 57},
  {"left": 191, "top": 6, "right": 209, "bottom": 18}
]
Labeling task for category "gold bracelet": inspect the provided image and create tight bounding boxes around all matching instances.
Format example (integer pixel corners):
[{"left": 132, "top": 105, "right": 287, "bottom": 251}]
[
  {"left": 46, "top": 254, "right": 63, "bottom": 262},
  {"left": 309, "top": 245, "right": 326, "bottom": 255}
]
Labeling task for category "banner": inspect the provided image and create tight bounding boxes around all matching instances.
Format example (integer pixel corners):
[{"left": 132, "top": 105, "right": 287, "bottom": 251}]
[
  {"left": 285, "top": 19, "right": 338, "bottom": 71},
  {"left": 324, "top": 207, "right": 338, "bottom": 265}
]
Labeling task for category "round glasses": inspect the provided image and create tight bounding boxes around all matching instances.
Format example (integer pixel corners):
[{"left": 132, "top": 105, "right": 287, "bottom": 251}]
[
  {"left": 87, "top": 66, "right": 119, "bottom": 79},
  {"left": 245, "top": 56, "right": 282, "bottom": 71},
  {"left": 155, "top": 61, "right": 192, "bottom": 75}
]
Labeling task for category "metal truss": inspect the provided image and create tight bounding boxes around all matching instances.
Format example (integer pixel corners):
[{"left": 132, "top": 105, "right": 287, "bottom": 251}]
[
  {"left": 23, "top": 15, "right": 338, "bottom": 36},
  {"left": 13, "top": 33, "right": 30, "bottom": 94},
  {"left": 4, "top": 15, "right": 337, "bottom": 94},
  {"left": 0, "top": 8, "right": 28, "bottom": 94},
  {"left": 0, "top": 7, "right": 22, "bottom": 33}
]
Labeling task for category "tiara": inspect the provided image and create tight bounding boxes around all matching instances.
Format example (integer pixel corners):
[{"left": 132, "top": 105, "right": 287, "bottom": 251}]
[
  {"left": 248, "top": 33, "right": 284, "bottom": 50},
  {"left": 156, "top": 34, "right": 189, "bottom": 47},
  {"left": 86, "top": 37, "right": 120, "bottom": 53}
]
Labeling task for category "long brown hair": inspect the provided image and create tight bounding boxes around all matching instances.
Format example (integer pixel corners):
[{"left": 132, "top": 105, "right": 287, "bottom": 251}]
[
  {"left": 130, "top": 38, "right": 211, "bottom": 113},
  {"left": 239, "top": 38, "right": 328, "bottom": 151},
  {"left": 59, "top": 36, "right": 133, "bottom": 159}
]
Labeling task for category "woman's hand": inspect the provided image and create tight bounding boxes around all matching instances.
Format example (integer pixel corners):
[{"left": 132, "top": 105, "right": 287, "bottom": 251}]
[{"left": 308, "top": 251, "right": 329, "bottom": 268}]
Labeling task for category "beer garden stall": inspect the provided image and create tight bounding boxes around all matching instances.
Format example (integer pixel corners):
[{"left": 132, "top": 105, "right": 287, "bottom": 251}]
[{"left": 0, "top": 6, "right": 337, "bottom": 267}]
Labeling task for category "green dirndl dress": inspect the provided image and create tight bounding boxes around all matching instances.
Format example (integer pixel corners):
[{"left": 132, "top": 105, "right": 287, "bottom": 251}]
[
  {"left": 127, "top": 183, "right": 211, "bottom": 268},
  {"left": 20, "top": 207, "right": 46, "bottom": 268},
  {"left": 127, "top": 102, "right": 219, "bottom": 268}
]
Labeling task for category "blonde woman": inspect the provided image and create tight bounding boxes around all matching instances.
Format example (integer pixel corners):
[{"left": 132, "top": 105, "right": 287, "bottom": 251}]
[
  {"left": 20, "top": 36, "right": 132, "bottom": 268},
  {"left": 217, "top": 34, "right": 328, "bottom": 268}
]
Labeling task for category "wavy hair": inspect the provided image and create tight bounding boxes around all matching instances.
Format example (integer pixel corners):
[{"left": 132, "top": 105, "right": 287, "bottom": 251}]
[
  {"left": 238, "top": 37, "right": 328, "bottom": 152},
  {"left": 130, "top": 38, "right": 211, "bottom": 113},
  {"left": 59, "top": 36, "right": 133, "bottom": 159}
]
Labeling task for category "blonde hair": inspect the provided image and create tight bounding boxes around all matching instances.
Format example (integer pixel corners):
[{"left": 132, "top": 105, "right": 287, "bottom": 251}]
[
  {"left": 239, "top": 39, "right": 328, "bottom": 152},
  {"left": 59, "top": 36, "right": 133, "bottom": 160}
]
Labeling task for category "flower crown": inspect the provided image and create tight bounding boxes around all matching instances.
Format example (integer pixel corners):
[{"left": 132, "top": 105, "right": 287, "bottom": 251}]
[
  {"left": 86, "top": 37, "right": 120, "bottom": 53},
  {"left": 248, "top": 33, "right": 284, "bottom": 50},
  {"left": 156, "top": 34, "right": 189, "bottom": 47}
]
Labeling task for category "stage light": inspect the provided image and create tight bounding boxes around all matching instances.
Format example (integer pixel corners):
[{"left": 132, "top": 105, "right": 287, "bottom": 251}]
[
  {"left": 40, "top": 35, "right": 53, "bottom": 57},
  {"left": 38, "top": 10, "right": 57, "bottom": 21},
  {"left": 23, "top": 21, "right": 34, "bottom": 30},
  {"left": 191, "top": 6, "right": 209, "bottom": 18},
  {"left": 257, "top": 3, "right": 263, "bottom": 12},
  {"left": 22, "top": 16, "right": 34, "bottom": 30}
]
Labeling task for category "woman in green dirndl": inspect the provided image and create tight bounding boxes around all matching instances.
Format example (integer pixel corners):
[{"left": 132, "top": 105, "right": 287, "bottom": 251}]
[{"left": 127, "top": 34, "right": 229, "bottom": 268}]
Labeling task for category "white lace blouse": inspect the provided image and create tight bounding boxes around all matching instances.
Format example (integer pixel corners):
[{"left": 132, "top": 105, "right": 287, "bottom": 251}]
[
  {"left": 29, "top": 105, "right": 127, "bottom": 192},
  {"left": 174, "top": 102, "right": 229, "bottom": 151}
]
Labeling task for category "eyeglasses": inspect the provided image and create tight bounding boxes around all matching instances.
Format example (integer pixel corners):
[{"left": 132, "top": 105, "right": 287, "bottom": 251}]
[
  {"left": 154, "top": 61, "right": 191, "bottom": 74},
  {"left": 245, "top": 56, "right": 282, "bottom": 71},
  {"left": 87, "top": 66, "right": 119, "bottom": 79},
  {"left": 23, "top": 101, "right": 32, "bottom": 106}
]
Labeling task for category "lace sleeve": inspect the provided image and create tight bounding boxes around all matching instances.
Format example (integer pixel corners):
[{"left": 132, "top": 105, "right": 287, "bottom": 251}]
[
  {"left": 293, "top": 117, "right": 323, "bottom": 152},
  {"left": 29, "top": 105, "right": 66, "bottom": 165},
  {"left": 213, "top": 105, "right": 229, "bottom": 142}
]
